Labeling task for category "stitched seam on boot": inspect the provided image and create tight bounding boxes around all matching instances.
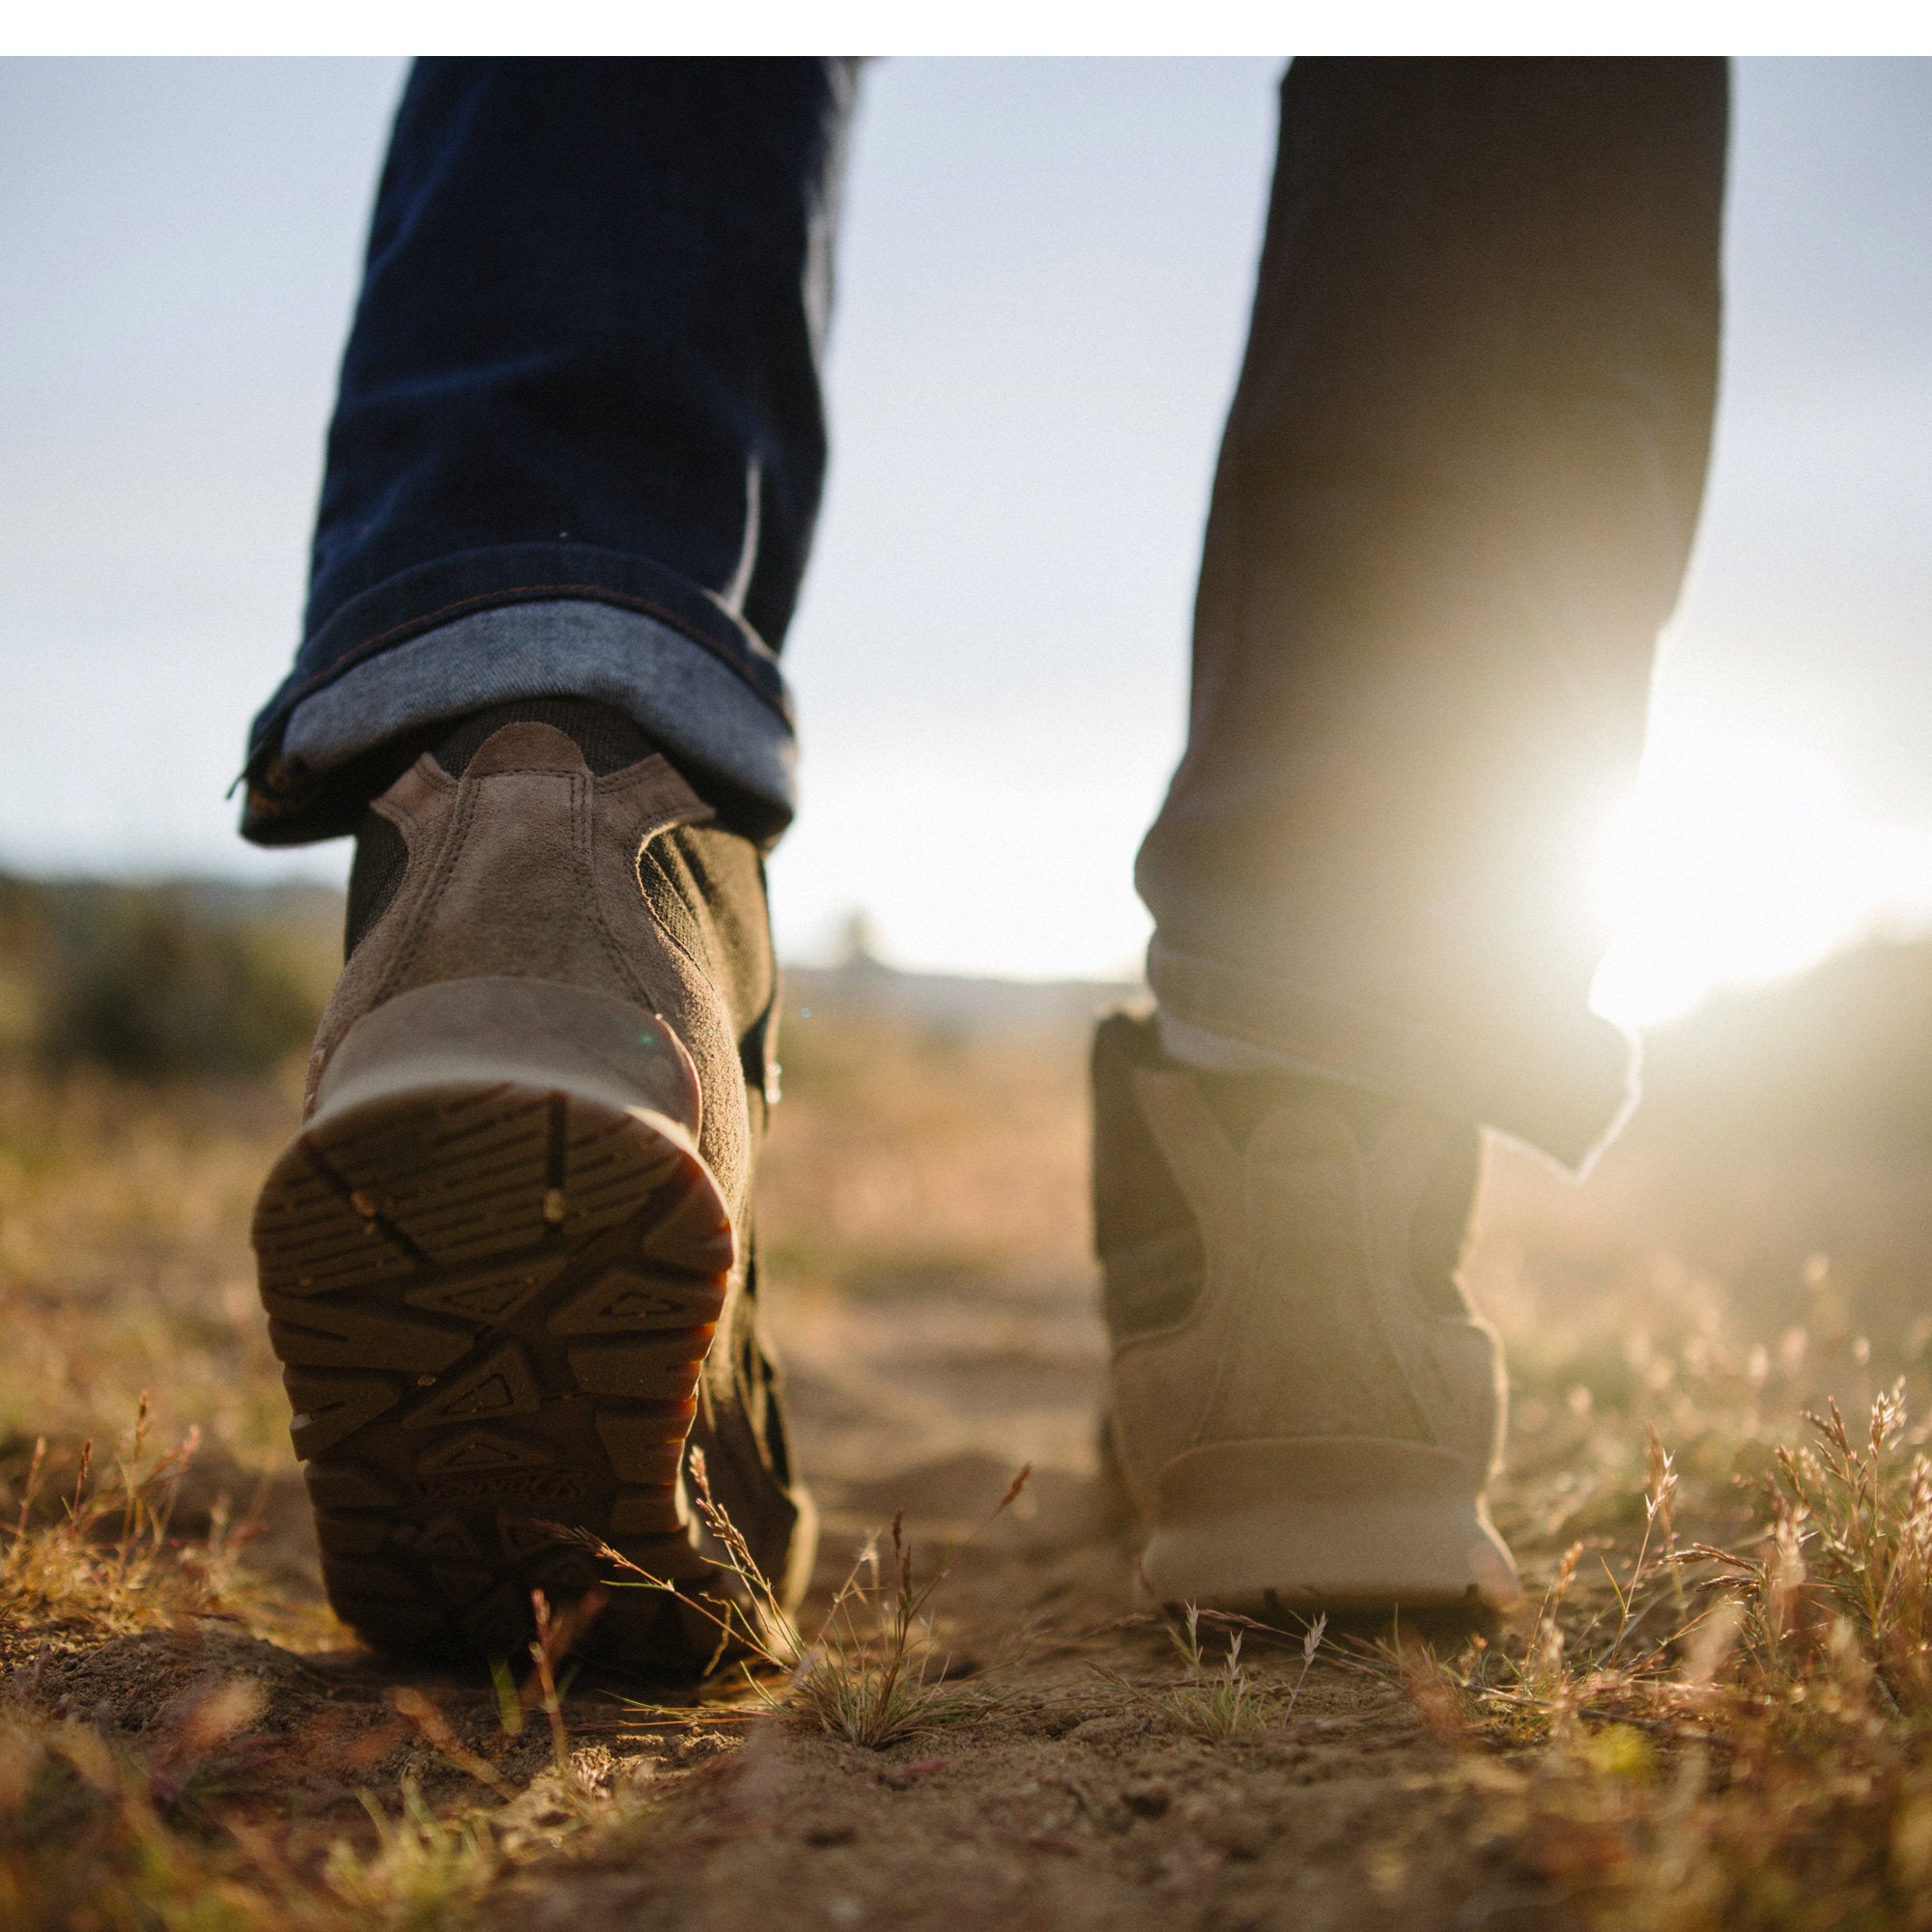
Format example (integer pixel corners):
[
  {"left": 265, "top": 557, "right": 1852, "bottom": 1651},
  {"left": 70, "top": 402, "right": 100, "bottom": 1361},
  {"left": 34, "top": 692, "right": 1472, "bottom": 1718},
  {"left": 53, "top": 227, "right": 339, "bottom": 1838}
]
[
  {"left": 1264, "top": 1120, "right": 1435, "bottom": 1447},
  {"left": 576, "top": 771, "right": 666, "bottom": 1015},
  {"left": 1189, "top": 1133, "right": 1308, "bottom": 1455},
  {"left": 1358, "top": 1120, "right": 1477, "bottom": 1452},
  {"left": 599, "top": 754, "right": 708, "bottom": 808},
  {"left": 594, "top": 777, "right": 720, "bottom": 1014},
  {"left": 370, "top": 768, "right": 480, "bottom": 1012},
  {"left": 1121, "top": 1070, "right": 1243, "bottom": 1456},
  {"left": 1189, "top": 1207, "right": 1258, "bottom": 1454},
  {"left": 340, "top": 758, "right": 457, "bottom": 986},
  {"left": 355, "top": 795, "right": 418, "bottom": 957},
  {"left": 1122, "top": 1070, "right": 1240, "bottom": 1350},
  {"left": 619, "top": 823, "right": 726, "bottom": 998},
  {"left": 1349, "top": 1141, "right": 1448, "bottom": 1449},
  {"left": 377, "top": 773, "right": 483, "bottom": 1005}
]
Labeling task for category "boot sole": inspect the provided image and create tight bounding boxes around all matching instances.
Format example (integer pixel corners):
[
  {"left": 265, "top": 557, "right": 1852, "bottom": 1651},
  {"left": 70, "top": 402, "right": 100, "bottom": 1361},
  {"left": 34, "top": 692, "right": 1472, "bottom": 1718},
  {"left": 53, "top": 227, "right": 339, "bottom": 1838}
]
[
  {"left": 1139, "top": 1436, "right": 1520, "bottom": 1616},
  {"left": 252, "top": 980, "right": 738, "bottom": 1663}
]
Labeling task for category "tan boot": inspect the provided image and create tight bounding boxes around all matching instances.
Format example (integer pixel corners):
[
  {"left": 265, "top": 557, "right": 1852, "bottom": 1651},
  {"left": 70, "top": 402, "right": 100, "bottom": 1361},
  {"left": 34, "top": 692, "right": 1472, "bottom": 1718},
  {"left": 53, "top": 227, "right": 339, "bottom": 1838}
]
[
  {"left": 252, "top": 721, "right": 812, "bottom": 1663},
  {"left": 1093, "top": 1012, "right": 1518, "bottom": 1616}
]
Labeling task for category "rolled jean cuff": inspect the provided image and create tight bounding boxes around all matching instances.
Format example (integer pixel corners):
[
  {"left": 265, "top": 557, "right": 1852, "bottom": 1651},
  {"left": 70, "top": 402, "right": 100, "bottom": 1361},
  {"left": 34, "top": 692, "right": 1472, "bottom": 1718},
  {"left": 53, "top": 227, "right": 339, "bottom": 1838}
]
[
  {"left": 240, "top": 544, "right": 796, "bottom": 846},
  {"left": 1146, "top": 935, "right": 1638, "bottom": 1173}
]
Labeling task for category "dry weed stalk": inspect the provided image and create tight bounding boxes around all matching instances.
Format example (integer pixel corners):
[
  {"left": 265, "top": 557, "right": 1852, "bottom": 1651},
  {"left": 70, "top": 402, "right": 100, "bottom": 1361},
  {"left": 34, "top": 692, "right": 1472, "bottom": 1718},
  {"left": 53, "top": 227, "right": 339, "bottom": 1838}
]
[
  {"left": 0, "top": 1394, "right": 257, "bottom": 1634},
  {"left": 560, "top": 1449, "right": 1032, "bottom": 1748},
  {"left": 1097, "top": 1606, "right": 1326, "bottom": 1743},
  {"left": 1685, "top": 1381, "right": 1932, "bottom": 1713},
  {"left": 1406, "top": 1429, "right": 1694, "bottom": 1756},
  {"left": 1396, "top": 1381, "right": 1932, "bottom": 1928}
]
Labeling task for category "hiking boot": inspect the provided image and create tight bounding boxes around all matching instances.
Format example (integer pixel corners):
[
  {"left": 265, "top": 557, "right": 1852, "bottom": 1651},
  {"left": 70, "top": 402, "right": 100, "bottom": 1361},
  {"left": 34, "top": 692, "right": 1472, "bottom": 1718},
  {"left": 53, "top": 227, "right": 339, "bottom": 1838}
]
[
  {"left": 1092, "top": 1010, "right": 1519, "bottom": 1616},
  {"left": 251, "top": 714, "right": 812, "bottom": 1665}
]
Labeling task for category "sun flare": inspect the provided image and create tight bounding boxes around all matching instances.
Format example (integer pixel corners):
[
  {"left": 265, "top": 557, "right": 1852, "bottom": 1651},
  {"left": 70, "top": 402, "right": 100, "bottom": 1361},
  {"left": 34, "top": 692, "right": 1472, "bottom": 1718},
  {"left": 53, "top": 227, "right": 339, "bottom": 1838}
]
[{"left": 1589, "top": 695, "right": 1932, "bottom": 1031}]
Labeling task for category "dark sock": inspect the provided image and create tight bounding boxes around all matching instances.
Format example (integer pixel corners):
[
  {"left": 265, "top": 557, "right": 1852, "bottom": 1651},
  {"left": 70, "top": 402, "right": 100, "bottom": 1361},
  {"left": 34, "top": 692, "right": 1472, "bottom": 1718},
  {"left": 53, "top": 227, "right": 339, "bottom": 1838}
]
[{"left": 430, "top": 696, "right": 657, "bottom": 780}]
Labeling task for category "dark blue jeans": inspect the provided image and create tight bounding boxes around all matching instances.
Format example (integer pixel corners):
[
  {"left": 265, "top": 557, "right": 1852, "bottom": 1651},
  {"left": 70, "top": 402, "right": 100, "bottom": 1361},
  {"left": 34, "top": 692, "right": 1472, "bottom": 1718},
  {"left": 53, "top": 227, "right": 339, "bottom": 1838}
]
[{"left": 242, "top": 57, "right": 1728, "bottom": 1168}]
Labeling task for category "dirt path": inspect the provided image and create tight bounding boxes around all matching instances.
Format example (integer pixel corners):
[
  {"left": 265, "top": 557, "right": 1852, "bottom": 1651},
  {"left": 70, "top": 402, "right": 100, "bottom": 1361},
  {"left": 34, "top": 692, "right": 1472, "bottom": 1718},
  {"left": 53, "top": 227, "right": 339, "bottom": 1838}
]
[
  {"left": 3, "top": 1005, "right": 1756, "bottom": 1927},
  {"left": 10, "top": 1253, "right": 1561, "bottom": 1931},
  {"left": 535, "top": 1259, "right": 1558, "bottom": 1932}
]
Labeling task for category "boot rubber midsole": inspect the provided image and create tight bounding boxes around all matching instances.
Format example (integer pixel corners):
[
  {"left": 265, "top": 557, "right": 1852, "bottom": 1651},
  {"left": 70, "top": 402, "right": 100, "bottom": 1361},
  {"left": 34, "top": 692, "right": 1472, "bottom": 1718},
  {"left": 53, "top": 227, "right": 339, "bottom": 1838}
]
[
  {"left": 1140, "top": 1435, "right": 1520, "bottom": 1612},
  {"left": 311, "top": 976, "right": 703, "bottom": 1144}
]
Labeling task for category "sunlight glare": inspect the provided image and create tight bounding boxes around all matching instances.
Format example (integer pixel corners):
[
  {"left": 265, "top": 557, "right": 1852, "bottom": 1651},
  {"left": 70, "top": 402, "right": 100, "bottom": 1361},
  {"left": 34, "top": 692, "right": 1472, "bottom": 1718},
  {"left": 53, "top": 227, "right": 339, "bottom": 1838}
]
[{"left": 1589, "top": 696, "right": 1932, "bottom": 1030}]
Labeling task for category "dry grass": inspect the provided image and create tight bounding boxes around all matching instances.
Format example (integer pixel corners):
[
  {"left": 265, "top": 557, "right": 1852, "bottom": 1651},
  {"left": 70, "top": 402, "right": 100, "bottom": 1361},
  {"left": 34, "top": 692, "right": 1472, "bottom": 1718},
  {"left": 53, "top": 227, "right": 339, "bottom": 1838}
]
[
  {"left": 1097, "top": 1607, "right": 1327, "bottom": 1744},
  {"left": 768, "top": 1493, "right": 1028, "bottom": 1749},
  {"left": 0, "top": 1425, "right": 304, "bottom": 1929},
  {"left": 0, "top": 1398, "right": 242, "bottom": 1638},
  {"left": 0, "top": 1067, "right": 295, "bottom": 1459},
  {"left": 5, "top": 986, "right": 1932, "bottom": 1924},
  {"left": 322, "top": 1779, "right": 500, "bottom": 1931},
  {"left": 570, "top": 1448, "right": 1033, "bottom": 1749},
  {"left": 1390, "top": 1378, "right": 1932, "bottom": 1931},
  {"left": 0, "top": 1422, "right": 632, "bottom": 1930}
]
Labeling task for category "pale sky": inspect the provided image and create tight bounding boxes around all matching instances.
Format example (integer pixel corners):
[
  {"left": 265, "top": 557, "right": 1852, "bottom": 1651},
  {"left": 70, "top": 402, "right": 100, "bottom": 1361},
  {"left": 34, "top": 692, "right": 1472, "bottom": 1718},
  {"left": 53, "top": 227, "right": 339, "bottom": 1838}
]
[{"left": 1, "top": 58, "right": 1929, "bottom": 1011}]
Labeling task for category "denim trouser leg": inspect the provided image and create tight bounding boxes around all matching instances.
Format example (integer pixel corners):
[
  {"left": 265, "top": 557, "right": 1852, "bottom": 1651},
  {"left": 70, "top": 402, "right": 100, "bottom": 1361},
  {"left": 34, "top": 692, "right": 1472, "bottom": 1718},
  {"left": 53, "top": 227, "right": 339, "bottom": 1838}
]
[
  {"left": 1138, "top": 58, "right": 1730, "bottom": 1168},
  {"left": 242, "top": 57, "right": 1725, "bottom": 1169},
  {"left": 241, "top": 57, "right": 858, "bottom": 847}
]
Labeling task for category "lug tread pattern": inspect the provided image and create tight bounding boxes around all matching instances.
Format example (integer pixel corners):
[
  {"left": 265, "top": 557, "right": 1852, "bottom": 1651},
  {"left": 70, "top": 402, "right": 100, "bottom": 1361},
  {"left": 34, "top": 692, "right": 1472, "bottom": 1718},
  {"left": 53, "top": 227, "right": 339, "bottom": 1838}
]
[
  {"left": 566, "top": 1331, "right": 713, "bottom": 1400},
  {"left": 265, "top": 1293, "right": 473, "bottom": 1373},
  {"left": 253, "top": 1079, "right": 733, "bottom": 1662},
  {"left": 253, "top": 1154, "right": 421, "bottom": 1296}
]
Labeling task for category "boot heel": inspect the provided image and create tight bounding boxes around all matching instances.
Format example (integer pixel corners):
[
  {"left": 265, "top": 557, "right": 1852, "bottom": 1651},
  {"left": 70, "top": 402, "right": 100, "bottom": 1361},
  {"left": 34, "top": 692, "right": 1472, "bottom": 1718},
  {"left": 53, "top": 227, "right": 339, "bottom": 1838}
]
[
  {"left": 310, "top": 975, "right": 703, "bottom": 1139},
  {"left": 1141, "top": 1437, "right": 1519, "bottom": 1613},
  {"left": 253, "top": 979, "right": 737, "bottom": 1662}
]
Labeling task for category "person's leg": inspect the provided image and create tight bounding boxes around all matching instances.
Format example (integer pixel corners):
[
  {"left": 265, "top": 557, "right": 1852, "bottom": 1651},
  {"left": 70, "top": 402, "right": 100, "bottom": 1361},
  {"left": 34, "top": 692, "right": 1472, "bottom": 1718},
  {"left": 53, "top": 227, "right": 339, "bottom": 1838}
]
[
  {"left": 242, "top": 56, "right": 857, "bottom": 849},
  {"left": 1100, "top": 58, "right": 1728, "bottom": 1615},
  {"left": 1139, "top": 58, "right": 1727, "bottom": 1167},
  {"left": 242, "top": 59, "right": 858, "bottom": 1664}
]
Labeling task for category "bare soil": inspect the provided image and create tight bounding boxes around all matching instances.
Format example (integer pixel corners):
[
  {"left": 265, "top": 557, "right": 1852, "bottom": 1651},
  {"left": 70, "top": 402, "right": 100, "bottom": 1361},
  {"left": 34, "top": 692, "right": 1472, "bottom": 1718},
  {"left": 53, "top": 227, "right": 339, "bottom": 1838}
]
[
  {"left": 10, "top": 1239, "right": 1568, "bottom": 1932},
  {"left": 3, "top": 993, "right": 1907, "bottom": 1928}
]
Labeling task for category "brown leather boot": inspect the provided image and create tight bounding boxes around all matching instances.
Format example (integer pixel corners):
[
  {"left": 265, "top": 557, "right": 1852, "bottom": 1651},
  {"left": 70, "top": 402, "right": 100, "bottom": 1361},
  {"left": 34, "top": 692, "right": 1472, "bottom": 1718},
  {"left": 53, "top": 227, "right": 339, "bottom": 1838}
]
[
  {"left": 252, "top": 720, "right": 812, "bottom": 1665},
  {"left": 1093, "top": 1011, "right": 1518, "bottom": 1618}
]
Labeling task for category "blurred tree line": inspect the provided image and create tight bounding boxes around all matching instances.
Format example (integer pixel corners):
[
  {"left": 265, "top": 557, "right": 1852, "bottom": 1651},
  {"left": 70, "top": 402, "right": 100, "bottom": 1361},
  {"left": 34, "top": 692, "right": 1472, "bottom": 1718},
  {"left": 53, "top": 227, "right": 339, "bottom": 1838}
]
[
  {"left": 0, "top": 875, "right": 338, "bottom": 1079},
  {"left": 2, "top": 858, "right": 1930, "bottom": 1122}
]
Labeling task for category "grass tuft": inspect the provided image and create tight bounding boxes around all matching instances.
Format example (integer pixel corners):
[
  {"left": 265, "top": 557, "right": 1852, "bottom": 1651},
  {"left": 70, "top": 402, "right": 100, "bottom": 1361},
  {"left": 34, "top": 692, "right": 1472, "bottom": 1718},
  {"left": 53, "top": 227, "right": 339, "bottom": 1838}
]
[
  {"left": 1097, "top": 1606, "right": 1326, "bottom": 1743},
  {"left": 0, "top": 1396, "right": 258, "bottom": 1637},
  {"left": 563, "top": 1451, "right": 1033, "bottom": 1748},
  {"left": 1385, "top": 1382, "right": 1932, "bottom": 1927},
  {"left": 324, "top": 1777, "right": 498, "bottom": 1932}
]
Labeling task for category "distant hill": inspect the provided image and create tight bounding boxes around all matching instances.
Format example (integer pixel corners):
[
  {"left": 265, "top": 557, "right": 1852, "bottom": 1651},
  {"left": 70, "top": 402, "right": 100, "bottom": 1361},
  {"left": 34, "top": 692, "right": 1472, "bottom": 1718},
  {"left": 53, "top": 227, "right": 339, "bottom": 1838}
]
[
  {"left": 0, "top": 871, "right": 1145, "bottom": 1080},
  {"left": 167, "top": 877, "right": 345, "bottom": 936},
  {"left": 1638, "top": 941, "right": 1932, "bottom": 1149},
  {"left": 789, "top": 932, "right": 1932, "bottom": 1158},
  {"left": 784, "top": 950, "right": 1140, "bottom": 1039}
]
